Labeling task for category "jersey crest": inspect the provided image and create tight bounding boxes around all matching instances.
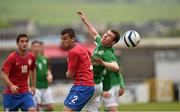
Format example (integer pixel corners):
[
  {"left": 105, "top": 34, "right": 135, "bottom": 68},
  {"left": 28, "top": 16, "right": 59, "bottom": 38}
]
[
  {"left": 28, "top": 59, "right": 32, "bottom": 66},
  {"left": 98, "top": 50, "right": 104, "bottom": 55}
]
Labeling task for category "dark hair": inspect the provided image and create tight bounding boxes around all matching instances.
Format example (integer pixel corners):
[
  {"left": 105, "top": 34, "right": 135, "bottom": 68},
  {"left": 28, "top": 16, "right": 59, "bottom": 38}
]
[
  {"left": 111, "top": 29, "right": 120, "bottom": 43},
  {"left": 61, "top": 28, "right": 75, "bottom": 38},
  {"left": 31, "top": 40, "right": 40, "bottom": 45},
  {"left": 31, "top": 40, "right": 44, "bottom": 45},
  {"left": 16, "top": 34, "right": 29, "bottom": 43},
  {"left": 39, "top": 41, "right": 44, "bottom": 45}
]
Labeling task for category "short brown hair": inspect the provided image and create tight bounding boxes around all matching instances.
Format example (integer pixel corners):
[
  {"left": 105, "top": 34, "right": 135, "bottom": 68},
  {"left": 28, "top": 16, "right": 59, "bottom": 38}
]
[{"left": 111, "top": 29, "right": 120, "bottom": 43}]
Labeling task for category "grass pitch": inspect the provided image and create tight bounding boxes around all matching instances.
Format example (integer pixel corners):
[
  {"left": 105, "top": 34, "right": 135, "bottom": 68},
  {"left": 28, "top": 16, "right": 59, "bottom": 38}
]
[
  {"left": 54, "top": 102, "right": 180, "bottom": 111},
  {"left": 0, "top": 102, "right": 180, "bottom": 111}
]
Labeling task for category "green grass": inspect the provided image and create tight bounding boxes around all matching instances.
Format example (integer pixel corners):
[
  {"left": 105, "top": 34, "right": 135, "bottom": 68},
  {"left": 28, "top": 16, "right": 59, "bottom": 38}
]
[
  {"left": 48, "top": 102, "right": 180, "bottom": 111},
  {"left": 1, "top": 102, "right": 179, "bottom": 111},
  {"left": 0, "top": 0, "right": 180, "bottom": 25}
]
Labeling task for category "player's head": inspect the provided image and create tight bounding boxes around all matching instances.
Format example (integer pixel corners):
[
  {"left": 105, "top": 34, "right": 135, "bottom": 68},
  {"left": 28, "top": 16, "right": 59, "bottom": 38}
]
[
  {"left": 39, "top": 41, "right": 44, "bottom": 55},
  {"left": 16, "top": 34, "right": 29, "bottom": 52},
  {"left": 101, "top": 29, "right": 120, "bottom": 47},
  {"left": 60, "top": 28, "right": 76, "bottom": 50},
  {"left": 31, "top": 40, "right": 40, "bottom": 56}
]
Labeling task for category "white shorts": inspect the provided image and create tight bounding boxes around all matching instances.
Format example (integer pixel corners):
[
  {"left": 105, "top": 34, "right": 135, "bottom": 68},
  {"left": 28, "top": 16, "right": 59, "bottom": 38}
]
[
  {"left": 34, "top": 87, "right": 54, "bottom": 104},
  {"left": 83, "top": 82, "right": 103, "bottom": 112},
  {"left": 103, "top": 85, "right": 120, "bottom": 108}
]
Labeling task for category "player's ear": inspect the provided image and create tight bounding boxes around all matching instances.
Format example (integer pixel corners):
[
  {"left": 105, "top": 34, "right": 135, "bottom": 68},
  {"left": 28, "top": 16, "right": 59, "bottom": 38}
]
[
  {"left": 111, "top": 41, "right": 116, "bottom": 46},
  {"left": 72, "top": 37, "right": 75, "bottom": 42}
]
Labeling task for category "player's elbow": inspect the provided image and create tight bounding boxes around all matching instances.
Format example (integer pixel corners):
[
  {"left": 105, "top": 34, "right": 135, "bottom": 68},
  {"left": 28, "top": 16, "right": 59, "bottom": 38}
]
[
  {"left": 113, "top": 66, "right": 119, "bottom": 72},
  {"left": 111, "top": 63, "right": 119, "bottom": 72}
]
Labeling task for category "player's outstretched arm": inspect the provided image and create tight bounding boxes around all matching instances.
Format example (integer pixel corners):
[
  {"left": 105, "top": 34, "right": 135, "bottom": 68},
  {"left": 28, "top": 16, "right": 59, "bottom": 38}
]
[{"left": 77, "top": 11, "right": 99, "bottom": 40}]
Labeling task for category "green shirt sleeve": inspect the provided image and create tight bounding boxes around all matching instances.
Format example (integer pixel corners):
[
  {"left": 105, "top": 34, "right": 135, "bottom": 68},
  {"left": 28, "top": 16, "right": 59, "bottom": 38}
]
[
  {"left": 119, "top": 73, "right": 125, "bottom": 88},
  {"left": 95, "top": 35, "right": 101, "bottom": 45}
]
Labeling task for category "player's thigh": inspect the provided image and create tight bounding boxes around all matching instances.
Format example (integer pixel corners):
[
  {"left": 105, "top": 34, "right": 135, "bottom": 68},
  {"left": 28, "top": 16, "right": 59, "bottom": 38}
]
[
  {"left": 103, "top": 85, "right": 119, "bottom": 108},
  {"left": 41, "top": 87, "right": 54, "bottom": 104},
  {"left": 64, "top": 85, "right": 95, "bottom": 111},
  {"left": 83, "top": 83, "right": 103, "bottom": 111},
  {"left": 33, "top": 89, "right": 41, "bottom": 104},
  {"left": 21, "top": 92, "right": 36, "bottom": 111},
  {"left": 3, "top": 94, "right": 20, "bottom": 111}
]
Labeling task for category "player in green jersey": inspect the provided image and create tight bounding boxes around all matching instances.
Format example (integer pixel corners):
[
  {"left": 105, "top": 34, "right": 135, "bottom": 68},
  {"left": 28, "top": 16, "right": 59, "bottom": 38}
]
[
  {"left": 77, "top": 11, "right": 121, "bottom": 111},
  {"left": 31, "top": 40, "right": 54, "bottom": 111},
  {"left": 102, "top": 69, "right": 125, "bottom": 111}
]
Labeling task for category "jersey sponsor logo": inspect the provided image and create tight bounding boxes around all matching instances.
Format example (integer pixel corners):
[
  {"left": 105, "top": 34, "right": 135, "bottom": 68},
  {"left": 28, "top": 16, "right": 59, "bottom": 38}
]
[
  {"left": 98, "top": 50, "right": 104, "bottom": 55},
  {"left": 103, "top": 69, "right": 107, "bottom": 75},
  {"left": 42, "top": 59, "right": 47, "bottom": 64},
  {"left": 38, "top": 63, "right": 43, "bottom": 70}
]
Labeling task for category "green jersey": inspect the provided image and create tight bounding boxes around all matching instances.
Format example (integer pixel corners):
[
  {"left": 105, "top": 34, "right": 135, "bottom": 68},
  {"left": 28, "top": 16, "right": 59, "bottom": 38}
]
[
  {"left": 92, "top": 35, "right": 117, "bottom": 84},
  {"left": 36, "top": 55, "right": 49, "bottom": 88},
  {"left": 103, "top": 69, "right": 125, "bottom": 91}
]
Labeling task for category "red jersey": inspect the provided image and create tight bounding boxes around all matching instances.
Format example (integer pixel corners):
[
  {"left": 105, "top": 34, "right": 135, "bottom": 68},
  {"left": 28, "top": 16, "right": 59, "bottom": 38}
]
[
  {"left": 67, "top": 44, "right": 94, "bottom": 86},
  {"left": 2, "top": 51, "right": 36, "bottom": 94}
]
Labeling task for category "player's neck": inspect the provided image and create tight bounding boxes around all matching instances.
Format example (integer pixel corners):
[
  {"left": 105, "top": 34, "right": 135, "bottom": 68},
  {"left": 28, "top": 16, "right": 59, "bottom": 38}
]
[
  {"left": 102, "top": 43, "right": 112, "bottom": 48},
  {"left": 71, "top": 43, "right": 76, "bottom": 49},
  {"left": 17, "top": 49, "right": 27, "bottom": 56}
]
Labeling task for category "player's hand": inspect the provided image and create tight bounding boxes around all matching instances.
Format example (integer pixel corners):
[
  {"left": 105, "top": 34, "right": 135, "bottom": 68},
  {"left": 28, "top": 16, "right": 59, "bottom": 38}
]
[
  {"left": 119, "top": 88, "right": 125, "bottom": 96},
  {"left": 66, "top": 71, "right": 74, "bottom": 79},
  {"left": 91, "top": 57, "right": 103, "bottom": 65},
  {"left": 102, "top": 91, "right": 111, "bottom": 99},
  {"left": 76, "top": 11, "right": 86, "bottom": 22},
  {"left": 30, "top": 87, "right": 36, "bottom": 96},
  {"left": 10, "top": 85, "right": 19, "bottom": 93},
  {"left": 47, "top": 73, "right": 53, "bottom": 84}
]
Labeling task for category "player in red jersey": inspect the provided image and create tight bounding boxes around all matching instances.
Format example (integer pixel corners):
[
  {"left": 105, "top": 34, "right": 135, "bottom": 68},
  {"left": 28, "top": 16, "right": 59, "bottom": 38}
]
[
  {"left": 61, "top": 28, "right": 95, "bottom": 111},
  {"left": 1, "top": 34, "right": 37, "bottom": 111}
]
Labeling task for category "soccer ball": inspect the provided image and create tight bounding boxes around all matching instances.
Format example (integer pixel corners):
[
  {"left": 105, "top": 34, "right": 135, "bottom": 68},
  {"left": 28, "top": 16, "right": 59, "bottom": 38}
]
[{"left": 123, "top": 30, "right": 141, "bottom": 48}]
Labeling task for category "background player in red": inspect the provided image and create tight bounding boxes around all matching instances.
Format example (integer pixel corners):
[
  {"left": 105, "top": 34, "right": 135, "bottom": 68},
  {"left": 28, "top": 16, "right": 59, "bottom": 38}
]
[
  {"left": 1, "top": 34, "right": 37, "bottom": 111},
  {"left": 61, "top": 28, "right": 95, "bottom": 111}
]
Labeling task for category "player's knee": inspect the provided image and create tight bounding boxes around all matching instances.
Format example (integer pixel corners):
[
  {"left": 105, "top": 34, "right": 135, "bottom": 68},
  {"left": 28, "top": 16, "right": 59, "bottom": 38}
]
[
  {"left": 46, "top": 104, "right": 54, "bottom": 111},
  {"left": 63, "top": 106, "right": 73, "bottom": 112},
  {"left": 28, "top": 107, "right": 37, "bottom": 112},
  {"left": 107, "top": 106, "right": 118, "bottom": 112}
]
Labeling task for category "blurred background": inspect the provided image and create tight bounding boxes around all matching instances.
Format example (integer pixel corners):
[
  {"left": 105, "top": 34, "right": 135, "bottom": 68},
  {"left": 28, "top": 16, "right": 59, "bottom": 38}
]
[{"left": 0, "top": 0, "right": 180, "bottom": 110}]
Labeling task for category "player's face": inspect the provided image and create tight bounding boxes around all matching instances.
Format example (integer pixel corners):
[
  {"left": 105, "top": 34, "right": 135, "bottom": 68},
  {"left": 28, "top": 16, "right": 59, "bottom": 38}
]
[
  {"left": 39, "top": 44, "right": 44, "bottom": 55},
  {"left": 31, "top": 43, "right": 40, "bottom": 56},
  {"left": 101, "top": 30, "right": 116, "bottom": 47},
  {"left": 61, "top": 33, "right": 74, "bottom": 50},
  {"left": 17, "top": 37, "right": 29, "bottom": 52}
]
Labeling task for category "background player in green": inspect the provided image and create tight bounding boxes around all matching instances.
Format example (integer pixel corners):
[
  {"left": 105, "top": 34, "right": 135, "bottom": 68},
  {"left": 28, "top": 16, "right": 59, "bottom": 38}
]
[
  {"left": 77, "top": 11, "right": 121, "bottom": 111},
  {"left": 102, "top": 69, "right": 125, "bottom": 111},
  {"left": 31, "top": 40, "right": 54, "bottom": 111}
]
